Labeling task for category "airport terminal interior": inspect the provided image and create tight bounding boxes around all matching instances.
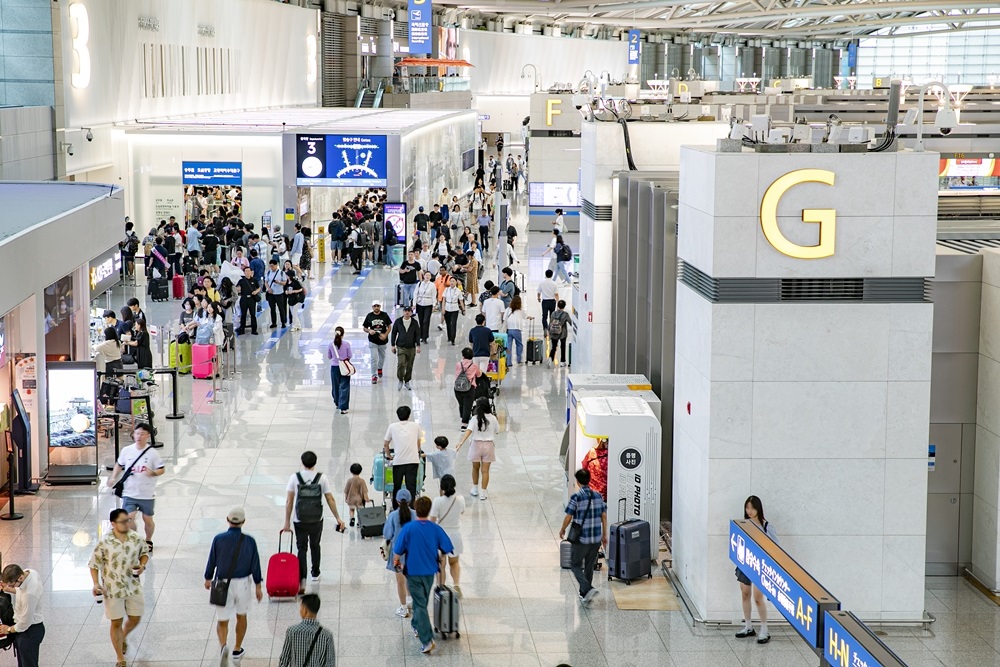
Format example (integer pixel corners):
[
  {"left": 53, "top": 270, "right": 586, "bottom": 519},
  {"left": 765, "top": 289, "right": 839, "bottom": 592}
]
[{"left": 7, "top": 0, "right": 1000, "bottom": 665}]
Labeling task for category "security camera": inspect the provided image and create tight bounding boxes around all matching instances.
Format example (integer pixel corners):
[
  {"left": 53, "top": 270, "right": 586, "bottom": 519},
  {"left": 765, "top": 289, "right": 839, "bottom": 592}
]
[
  {"left": 935, "top": 105, "right": 958, "bottom": 136},
  {"left": 939, "top": 126, "right": 954, "bottom": 136},
  {"left": 85, "top": 128, "right": 94, "bottom": 142},
  {"left": 67, "top": 145, "right": 74, "bottom": 156}
]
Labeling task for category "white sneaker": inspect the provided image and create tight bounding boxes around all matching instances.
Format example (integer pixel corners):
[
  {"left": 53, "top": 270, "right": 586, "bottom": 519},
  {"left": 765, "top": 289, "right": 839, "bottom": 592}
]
[
  {"left": 398, "top": 381, "right": 403, "bottom": 390},
  {"left": 480, "top": 489, "right": 488, "bottom": 501},
  {"left": 311, "top": 574, "right": 321, "bottom": 582},
  {"left": 470, "top": 486, "right": 479, "bottom": 497},
  {"left": 394, "top": 605, "right": 410, "bottom": 618},
  {"left": 583, "top": 588, "right": 599, "bottom": 606},
  {"left": 220, "top": 644, "right": 229, "bottom": 667},
  {"left": 231, "top": 648, "right": 245, "bottom": 666},
  {"left": 404, "top": 382, "right": 412, "bottom": 390}
]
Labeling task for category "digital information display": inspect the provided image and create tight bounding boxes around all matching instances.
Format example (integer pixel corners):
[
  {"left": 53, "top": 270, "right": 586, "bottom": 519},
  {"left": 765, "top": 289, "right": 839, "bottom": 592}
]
[
  {"left": 182, "top": 162, "right": 242, "bottom": 186},
  {"left": 730, "top": 520, "right": 839, "bottom": 649},
  {"left": 297, "top": 134, "right": 389, "bottom": 188},
  {"left": 529, "top": 182, "right": 581, "bottom": 208},
  {"left": 824, "top": 611, "right": 907, "bottom": 667},
  {"left": 383, "top": 202, "right": 407, "bottom": 243}
]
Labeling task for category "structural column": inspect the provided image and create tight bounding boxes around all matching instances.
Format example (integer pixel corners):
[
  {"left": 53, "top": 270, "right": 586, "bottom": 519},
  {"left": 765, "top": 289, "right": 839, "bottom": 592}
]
[{"left": 671, "top": 147, "right": 938, "bottom": 621}]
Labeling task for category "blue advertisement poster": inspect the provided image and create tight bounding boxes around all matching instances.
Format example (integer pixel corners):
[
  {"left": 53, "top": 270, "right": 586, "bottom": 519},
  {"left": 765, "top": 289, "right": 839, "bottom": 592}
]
[
  {"left": 296, "top": 134, "right": 388, "bottom": 188},
  {"left": 628, "top": 30, "right": 641, "bottom": 65},
  {"left": 408, "top": 0, "right": 432, "bottom": 55},
  {"left": 182, "top": 162, "right": 242, "bottom": 186},
  {"left": 730, "top": 520, "right": 838, "bottom": 648}
]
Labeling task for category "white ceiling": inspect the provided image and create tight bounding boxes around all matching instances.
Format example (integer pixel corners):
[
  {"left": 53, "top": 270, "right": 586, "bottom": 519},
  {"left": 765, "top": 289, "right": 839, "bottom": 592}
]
[{"left": 433, "top": 0, "right": 1000, "bottom": 40}]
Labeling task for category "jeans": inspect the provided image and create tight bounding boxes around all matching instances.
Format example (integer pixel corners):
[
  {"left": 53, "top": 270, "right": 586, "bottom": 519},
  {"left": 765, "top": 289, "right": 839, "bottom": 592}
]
[
  {"left": 400, "top": 283, "right": 417, "bottom": 308},
  {"left": 392, "top": 463, "right": 419, "bottom": 509},
  {"left": 416, "top": 304, "right": 434, "bottom": 341},
  {"left": 385, "top": 245, "right": 398, "bottom": 267},
  {"left": 444, "top": 310, "right": 459, "bottom": 343},
  {"left": 370, "top": 342, "right": 387, "bottom": 374},
  {"left": 541, "top": 299, "right": 556, "bottom": 332},
  {"left": 293, "top": 520, "right": 324, "bottom": 580},
  {"left": 455, "top": 388, "right": 475, "bottom": 425},
  {"left": 570, "top": 542, "right": 601, "bottom": 596},
  {"left": 407, "top": 574, "right": 435, "bottom": 646},
  {"left": 555, "top": 260, "right": 571, "bottom": 283},
  {"left": 397, "top": 346, "right": 416, "bottom": 382},
  {"left": 267, "top": 292, "right": 287, "bottom": 327},
  {"left": 13, "top": 622, "right": 44, "bottom": 667},
  {"left": 507, "top": 328, "right": 523, "bottom": 364},
  {"left": 330, "top": 365, "right": 351, "bottom": 409},
  {"left": 550, "top": 336, "right": 567, "bottom": 363}
]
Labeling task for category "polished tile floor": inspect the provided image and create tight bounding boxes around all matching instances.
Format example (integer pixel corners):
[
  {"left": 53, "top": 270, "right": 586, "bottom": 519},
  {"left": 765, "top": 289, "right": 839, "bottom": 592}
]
[{"left": 5, "top": 205, "right": 998, "bottom": 666}]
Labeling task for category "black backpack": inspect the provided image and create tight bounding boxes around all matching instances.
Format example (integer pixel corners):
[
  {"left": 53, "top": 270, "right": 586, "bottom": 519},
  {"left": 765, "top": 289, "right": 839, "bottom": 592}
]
[
  {"left": 358, "top": 229, "right": 371, "bottom": 247},
  {"left": 296, "top": 472, "right": 324, "bottom": 523},
  {"left": 503, "top": 279, "right": 520, "bottom": 297},
  {"left": 126, "top": 235, "right": 139, "bottom": 254},
  {"left": 557, "top": 243, "right": 572, "bottom": 262},
  {"left": 0, "top": 591, "right": 13, "bottom": 650}
]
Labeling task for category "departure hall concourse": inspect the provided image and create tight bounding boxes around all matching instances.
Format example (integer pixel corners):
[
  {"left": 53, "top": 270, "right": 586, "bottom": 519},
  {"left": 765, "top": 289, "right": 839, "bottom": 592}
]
[{"left": 8, "top": 0, "right": 1000, "bottom": 666}]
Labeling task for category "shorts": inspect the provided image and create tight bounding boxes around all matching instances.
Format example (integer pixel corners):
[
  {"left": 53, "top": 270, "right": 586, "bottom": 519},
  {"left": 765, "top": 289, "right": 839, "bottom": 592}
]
[
  {"left": 291, "top": 252, "right": 302, "bottom": 266},
  {"left": 105, "top": 593, "right": 145, "bottom": 620},
  {"left": 444, "top": 530, "right": 463, "bottom": 556},
  {"left": 735, "top": 567, "right": 751, "bottom": 586},
  {"left": 188, "top": 250, "right": 200, "bottom": 259},
  {"left": 331, "top": 240, "right": 344, "bottom": 251},
  {"left": 214, "top": 576, "right": 253, "bottom": 619},
  {"left": 467, "top": 440, "right": 496, "bottom": 463},
  {"left": 122, "top": 497, "right": 155, "bottom": 516}
]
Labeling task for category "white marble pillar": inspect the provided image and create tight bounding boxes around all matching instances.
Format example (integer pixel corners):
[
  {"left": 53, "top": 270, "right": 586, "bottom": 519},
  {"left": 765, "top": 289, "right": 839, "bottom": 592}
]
[
  {"left": 974, "top": 249, "right": 1000, "bottom": 589},
  {"left": 672, "top": 147, "right": 938, "bottom": 621}
]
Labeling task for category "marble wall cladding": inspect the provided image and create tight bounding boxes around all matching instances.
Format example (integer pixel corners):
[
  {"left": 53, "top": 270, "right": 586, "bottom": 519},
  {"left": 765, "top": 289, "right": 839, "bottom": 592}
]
[
  {"left": 672, "top": 148, "right": 934, "bottom": 621},
  {"left": 975, "top": 252, "right": 1000, "bottom": 589}
]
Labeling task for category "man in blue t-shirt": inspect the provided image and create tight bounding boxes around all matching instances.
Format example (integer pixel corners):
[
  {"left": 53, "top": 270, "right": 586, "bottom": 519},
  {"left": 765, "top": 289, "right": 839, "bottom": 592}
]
[
  {"left": 392, "top": 496, "right": 454, "bottom": 655},
  {"left": 468, "top": 313, "right": 494, "bottom": 372}
]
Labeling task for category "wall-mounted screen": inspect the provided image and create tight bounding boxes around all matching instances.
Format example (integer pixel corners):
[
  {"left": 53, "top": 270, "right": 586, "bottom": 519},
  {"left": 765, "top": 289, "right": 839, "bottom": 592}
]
[
  {"left": 462, "top": 148, "right": 476, "bottom": 172},
  {"left": 383, "top": 203, "right": 407, "bottom": 243},
  {"left": 182, "top": 162, "right": 243, "bottom": 186},
  {"left": 529, "top": 182, "right": 581, "bottom": 208},
  {"left": 296, "top": 134, "right": 389, "bottom": 187},
  {"left": 939, "top": 158, "right": 1000, "bottom": 191}
]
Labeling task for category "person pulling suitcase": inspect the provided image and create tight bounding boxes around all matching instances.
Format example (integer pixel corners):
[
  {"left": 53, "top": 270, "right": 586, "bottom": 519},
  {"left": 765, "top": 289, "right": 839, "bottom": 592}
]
[{"left": 559, "top": 469, "right": 607, "bottom": 607}]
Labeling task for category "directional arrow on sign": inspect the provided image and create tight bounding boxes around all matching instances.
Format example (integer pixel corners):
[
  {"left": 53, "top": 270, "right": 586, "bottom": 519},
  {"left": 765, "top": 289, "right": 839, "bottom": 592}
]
[{"left": 731, "top": 534, "right": 737, "bottom": 551}]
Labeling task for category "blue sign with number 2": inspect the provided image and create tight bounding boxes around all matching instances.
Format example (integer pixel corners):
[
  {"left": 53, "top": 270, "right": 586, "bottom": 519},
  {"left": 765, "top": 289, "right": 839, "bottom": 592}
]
[{"left": 628, "top": 30, "right": 640, "bottom": 64}]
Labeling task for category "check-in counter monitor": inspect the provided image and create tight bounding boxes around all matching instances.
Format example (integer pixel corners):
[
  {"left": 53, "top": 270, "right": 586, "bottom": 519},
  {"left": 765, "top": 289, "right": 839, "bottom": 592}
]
[{"left": 576, "top": 396, "right": 661, "bottom": 559}]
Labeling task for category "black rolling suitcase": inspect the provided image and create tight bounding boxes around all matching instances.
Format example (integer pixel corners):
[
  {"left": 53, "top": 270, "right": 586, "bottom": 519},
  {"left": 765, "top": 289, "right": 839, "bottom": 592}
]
[
  {"left": 433, "top": 584, "right": 461, "bottom": 639},
  {"left": 607, "top": 518, "right": 652, "bottom": 585},
  {"left": 149, "top": 278, "right": 169, "bottom": 302},
  {"left": 526, "top": 318, "right": 544, "bottom": 365}
]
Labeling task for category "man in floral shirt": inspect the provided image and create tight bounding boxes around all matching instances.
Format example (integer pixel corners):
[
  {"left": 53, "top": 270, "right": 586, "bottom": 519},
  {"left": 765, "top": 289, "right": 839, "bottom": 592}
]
[{"left": 89, "top": 508, "right": 150, "bottom": 667}]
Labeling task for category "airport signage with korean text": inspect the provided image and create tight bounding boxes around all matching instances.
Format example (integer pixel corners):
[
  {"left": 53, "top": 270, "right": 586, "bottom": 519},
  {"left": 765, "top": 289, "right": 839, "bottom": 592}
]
[
  {"left": 824, "top": 611, "right": 908, "bottom": 667},
  {"left": 408, "top": 0, "right": 432, "bottom": 55},
  {"left": 181, "top": 162, "right": 243, "bottom": 186}
]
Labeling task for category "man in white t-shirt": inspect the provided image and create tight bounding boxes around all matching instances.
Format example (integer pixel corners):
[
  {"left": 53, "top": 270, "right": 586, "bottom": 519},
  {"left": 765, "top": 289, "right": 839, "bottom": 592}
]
[
  {"left": 536, "top": 269, "right": 560, "bottom": 335},
  {"left": 383, "top": 405, "right": 424, "bottom": 509},
  {"left": 482, "top": 287, "right": 506, "bottom": 332},
  {"left": 107, "top": 422, "right": 165, "bottom": 553},
  {"left": 282, "top": 451, "right": 345, "bottom": 592}
]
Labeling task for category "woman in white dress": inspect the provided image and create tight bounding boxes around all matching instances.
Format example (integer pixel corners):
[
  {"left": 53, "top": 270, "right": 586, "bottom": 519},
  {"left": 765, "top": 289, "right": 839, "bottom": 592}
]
[{"left": 429, "top": 474, "right": 466, "bottom": 595}]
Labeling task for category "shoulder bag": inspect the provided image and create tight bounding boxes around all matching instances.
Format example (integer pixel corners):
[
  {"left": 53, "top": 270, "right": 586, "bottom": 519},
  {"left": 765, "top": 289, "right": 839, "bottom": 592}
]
[
  {"left": 567, "top": 490, "right": 593, "bottom": 544},
  {"left": 209, "top": 533, "right": 245, "bottom": 606},
  {"left": 338, "top": 346, "right": 356, "bottom": 377},
  {"left": 303, "top": 627, "right": 324, "bottom": 664},
  {"left": 113, "top": 450, "right": 148, "bottom": 498}
]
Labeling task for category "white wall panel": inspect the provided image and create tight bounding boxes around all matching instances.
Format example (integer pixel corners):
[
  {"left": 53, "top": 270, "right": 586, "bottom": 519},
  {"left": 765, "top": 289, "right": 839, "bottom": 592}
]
[
  {"left": 58, "top": 0, "right": 319, "bottom": 128},
  {"left": 460, "top": 30, "right": 628, "bottom": 95}
]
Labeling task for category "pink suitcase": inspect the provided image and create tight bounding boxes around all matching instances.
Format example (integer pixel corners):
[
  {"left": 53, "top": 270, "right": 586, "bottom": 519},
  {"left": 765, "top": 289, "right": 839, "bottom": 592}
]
[
  {"left": 267, "top": 530, "right": 301, "bottom": 598},
  {"left": 191, "top": 343, "right": 217, "bottom": 379}
]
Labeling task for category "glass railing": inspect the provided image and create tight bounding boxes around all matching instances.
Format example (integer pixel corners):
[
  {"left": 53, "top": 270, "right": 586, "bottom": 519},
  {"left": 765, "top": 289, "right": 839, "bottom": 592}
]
[{"left": 392, "top": 76, "right": 471, "bottom": 94}]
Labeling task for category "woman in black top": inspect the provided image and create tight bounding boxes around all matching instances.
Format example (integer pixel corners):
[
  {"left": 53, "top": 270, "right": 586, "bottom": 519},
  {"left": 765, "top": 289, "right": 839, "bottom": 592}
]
[
  {"left": 125, "top": 319, "right": 154, "bottom": 369},
  {"left": 284, "top": 269, "right": 305, "bottom": 332}
]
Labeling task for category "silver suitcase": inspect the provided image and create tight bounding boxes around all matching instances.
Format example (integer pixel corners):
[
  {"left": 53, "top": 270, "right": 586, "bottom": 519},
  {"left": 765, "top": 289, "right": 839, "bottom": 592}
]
[{"left": 433, "top": 584, "right": 460, "bottom": 639}]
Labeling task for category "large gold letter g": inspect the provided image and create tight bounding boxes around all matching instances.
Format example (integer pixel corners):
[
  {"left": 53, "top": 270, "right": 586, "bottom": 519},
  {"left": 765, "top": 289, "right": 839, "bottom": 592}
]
[{"left": 759, "top": 169, "right": 836, "bottom": 260}]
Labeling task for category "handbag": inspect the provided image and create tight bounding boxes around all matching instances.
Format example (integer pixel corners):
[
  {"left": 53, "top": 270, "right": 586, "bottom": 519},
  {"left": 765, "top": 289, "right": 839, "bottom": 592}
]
[
  {"left": 209, "top": 534, "right": 245, "bottom": 606},
  {"left": 339, "top": 359, "right": 356, "bottom": 376},
  {"left": 113, "top": 450, "right": 148, "bottom": 498},
  {"left": 380, "top": 540, "right": 391, "bottom": 562},
  {"left": 567, "top": 490, "right": 593, "bottom": 544}
]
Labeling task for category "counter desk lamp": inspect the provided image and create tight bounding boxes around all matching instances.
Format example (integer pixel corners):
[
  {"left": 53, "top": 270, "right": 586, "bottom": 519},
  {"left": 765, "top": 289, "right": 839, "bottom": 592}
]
[{"left": 913, "top": 80, "right": 959, "bottom": 152}]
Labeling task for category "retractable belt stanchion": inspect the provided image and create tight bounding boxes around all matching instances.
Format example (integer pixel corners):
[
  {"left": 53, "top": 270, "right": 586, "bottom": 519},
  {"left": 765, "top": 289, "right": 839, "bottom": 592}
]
[
  {"left": 1, "top": 432, "right": 23, "bottom": 521},
  {"left": 164, "top": 367, "right": 185, "bottom": 420},
  {"left": 208, "top": 355, "right": 223, "bottom": 404},
  {"left": 216, "top": 351, "right": 229, "bottom": 393},
  {"left": 103, "top": 413, "right": 120, "bottom": 471}
]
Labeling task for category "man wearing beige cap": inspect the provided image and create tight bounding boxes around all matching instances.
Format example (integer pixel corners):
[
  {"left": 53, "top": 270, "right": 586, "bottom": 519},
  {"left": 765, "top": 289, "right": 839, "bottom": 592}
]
[{"left": 204, "top": 507, "right": 262, "bottom": 667}]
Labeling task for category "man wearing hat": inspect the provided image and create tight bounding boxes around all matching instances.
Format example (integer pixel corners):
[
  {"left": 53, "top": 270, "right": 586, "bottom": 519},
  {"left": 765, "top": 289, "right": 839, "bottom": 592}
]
[
  {"left": 204, "top": 507, "right": 263, "bottom": 667},
  {"left": 390, "top": 305, "right": 421, "bottom": 390},
  {"left": 363, "top": 300, "right": 393, "bottom": 385}
]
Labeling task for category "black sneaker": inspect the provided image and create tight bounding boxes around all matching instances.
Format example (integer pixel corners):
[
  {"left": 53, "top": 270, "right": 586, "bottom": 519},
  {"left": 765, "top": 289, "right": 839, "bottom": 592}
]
[
  {"left": 349, "top": 517, "right": 356, "bottom": 527},
  {"left": 757, "top": 634, "right": 770, "bottom": 645},
  {"left": 735, "top": 628, "right": 756, "bottom": 639}
]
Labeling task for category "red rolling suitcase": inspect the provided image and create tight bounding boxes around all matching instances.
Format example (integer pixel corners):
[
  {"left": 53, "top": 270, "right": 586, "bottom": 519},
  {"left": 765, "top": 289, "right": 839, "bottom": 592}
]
[
  {"left": 172, "top": 274, "right": 185, "bottom": 299},
  {"left": 266, "top": 530, "right": 300, "bottom": 598}
]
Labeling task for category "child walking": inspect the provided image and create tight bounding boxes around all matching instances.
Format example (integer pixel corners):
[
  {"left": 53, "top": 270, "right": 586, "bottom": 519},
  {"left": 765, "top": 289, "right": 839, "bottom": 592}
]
[
  {"left": 344, "top": 462, "right": 370, "bottom": 527},
  {"left": 424, "top": 436, "right": 456, "bottom": 480}
]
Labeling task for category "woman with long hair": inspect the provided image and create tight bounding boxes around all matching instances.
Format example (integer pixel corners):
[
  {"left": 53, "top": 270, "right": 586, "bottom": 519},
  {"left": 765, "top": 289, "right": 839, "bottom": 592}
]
[
  {"left": 504, "top": 295, "right": 527, "bottom": 364},
  {"left": 735, "top": 495, "right": 777, "bottom": 645},
  {"left": 414, "top": 271, "right": 437, "bottom": 344},
  {"left": 455, "top": 397, "right": 500, "bottom": 501},
  {"left": 383, "top": 488, "right": 414, "bottom": 618},
  {"left": 429, "top": 474, "right": 466, "bottom": 595},
  {"left": 94, "top": 327, "right": 122, "bottom": 375},
  {"left": 125, "top": 319, "right": 154, "bottom": 369},
  {"left": 327, "top": 326, "right": 352, "bottom": 414}
]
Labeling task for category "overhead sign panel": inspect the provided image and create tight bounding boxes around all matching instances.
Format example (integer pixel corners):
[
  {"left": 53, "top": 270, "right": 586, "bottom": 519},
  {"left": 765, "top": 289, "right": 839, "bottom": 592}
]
[
  {"left": 296, "top": 134, "right": 389, "bottom": 188},
  {"left": 181, "top": 162, "right": 242, "bottom": 186},
  {"left": 730, "top": 520, "right": 839, "bottom": 649},
  {"left": 89, "top": 244, "right": 123, "bottom": 298},
  {"left": 628, "top": 30, "right": 641, "bottom": 64},
  {"left": 408, "top": 0, "right": 432, "bottom": 55},
  {"left": 824, "top": 611, "right": 908, "bottom": 667}
]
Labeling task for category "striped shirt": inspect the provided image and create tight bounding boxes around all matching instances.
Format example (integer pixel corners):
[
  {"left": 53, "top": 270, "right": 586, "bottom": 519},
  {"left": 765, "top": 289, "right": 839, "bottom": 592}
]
[{"left": 278, "top": 619, "right": 335, "bottom": 667}]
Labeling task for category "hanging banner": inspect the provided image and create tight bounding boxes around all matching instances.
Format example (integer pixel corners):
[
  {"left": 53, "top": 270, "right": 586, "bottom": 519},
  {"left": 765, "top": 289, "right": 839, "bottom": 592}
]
[
  {"left": 628, "top": 30, "right": 641, "bottom": 65},
  {"left": 408, "top": 0, "right": 432, "bottom": 55}
]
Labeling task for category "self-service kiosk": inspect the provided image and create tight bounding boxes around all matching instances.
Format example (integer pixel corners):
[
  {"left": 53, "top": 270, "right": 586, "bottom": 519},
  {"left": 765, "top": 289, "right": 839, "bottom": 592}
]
[{"left": 575, "top": 396, "right": 661, "bottom": 560}]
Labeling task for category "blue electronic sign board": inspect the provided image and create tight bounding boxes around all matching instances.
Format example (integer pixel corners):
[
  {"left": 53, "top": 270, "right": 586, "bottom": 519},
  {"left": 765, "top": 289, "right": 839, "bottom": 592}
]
[
  {"left": 824, "top": 611, "right": 907, "bottom": 667},
  {"left": 182, "top": 162, "right": 242, "bottom": 186},
  {"left": 408, "top": 0, "right": 432, "bottom": 55},
  {"left": 296, "top": 134, "right": 389, "bottom": 188},
  {"left": 628, "top": 30, "right": 641, "bottom": 65},
  {"left": 730, "top": 520, "right": 839, "bottom": 648}
]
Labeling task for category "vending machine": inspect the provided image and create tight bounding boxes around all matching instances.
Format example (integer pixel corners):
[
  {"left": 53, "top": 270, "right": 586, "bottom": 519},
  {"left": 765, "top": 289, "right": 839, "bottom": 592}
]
[{"left": 575, "top": 396, "right": 661, "bottom": 560}]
